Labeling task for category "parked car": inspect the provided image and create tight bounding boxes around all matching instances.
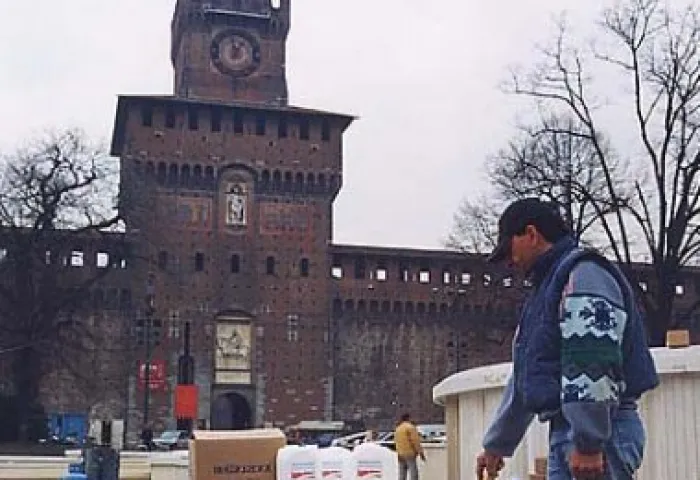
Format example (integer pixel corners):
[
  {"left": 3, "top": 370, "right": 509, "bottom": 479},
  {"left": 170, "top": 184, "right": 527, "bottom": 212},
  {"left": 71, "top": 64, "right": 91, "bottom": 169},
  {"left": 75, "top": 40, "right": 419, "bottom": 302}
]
[
  {"left": 375, "top": 431, "right": 396, "bottom": 450},
  {"left": 417, "top": 424, "right": 446, "bottom": 442},
  {"left": 153, "top": 430, "right": 190, "bottom": 450},
  {"left": 331, "top": 431, "right": 371, "bottom": 449}
]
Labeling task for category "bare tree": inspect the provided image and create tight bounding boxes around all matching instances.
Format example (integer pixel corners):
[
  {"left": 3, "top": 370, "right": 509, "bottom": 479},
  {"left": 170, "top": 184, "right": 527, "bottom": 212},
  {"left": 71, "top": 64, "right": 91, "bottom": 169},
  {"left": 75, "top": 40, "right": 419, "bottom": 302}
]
[
  {"left": 487, "top": 113, "right": 634, "bottom": 243},
  {"left": 444, "top": 195, "right": 500, "bottom": 254},
  {"left": 0, "top": 129, "right": 125, "bottom": 439},
  {"left": 504, "top": 0, "right": 700, "bottom": 344},
  {"left": 446, "top": 113, "right": 631, "bottom": 256}
]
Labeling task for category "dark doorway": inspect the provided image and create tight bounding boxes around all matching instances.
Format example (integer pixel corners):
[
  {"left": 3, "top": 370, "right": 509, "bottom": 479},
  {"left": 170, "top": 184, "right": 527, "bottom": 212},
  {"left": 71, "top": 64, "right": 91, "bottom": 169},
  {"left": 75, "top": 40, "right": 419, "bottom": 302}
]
[{"left": 210, "top": 392, "right": 252, "bottom": 430}]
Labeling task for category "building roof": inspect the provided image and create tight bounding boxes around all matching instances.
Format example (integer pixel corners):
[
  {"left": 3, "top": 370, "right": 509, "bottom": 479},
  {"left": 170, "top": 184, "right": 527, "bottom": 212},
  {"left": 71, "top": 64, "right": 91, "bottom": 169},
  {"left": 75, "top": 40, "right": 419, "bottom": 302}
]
[
  {"left": 110, "top": 94, "right": 357, "bottom": 156},
  {"left": 330, "top": 243, "right": 486, "bottom": 262}
]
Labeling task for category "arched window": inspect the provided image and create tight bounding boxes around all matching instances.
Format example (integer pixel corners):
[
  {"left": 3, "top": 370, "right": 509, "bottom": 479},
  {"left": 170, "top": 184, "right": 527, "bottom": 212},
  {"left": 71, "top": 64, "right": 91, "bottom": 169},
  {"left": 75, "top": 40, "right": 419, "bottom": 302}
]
[
  {"left": 156, "top": 162, "right": 167, "bottom": 184},
  {"left": 272, "top": 170, "right": 282, "bottom": 190},
  {"left": 181, "top": 164, "right": 191, "bottom": 186},
  {"left": 168, "top": 164, "right": 179, "bottom": 186},
  {"left": 193, "top": 165, "right": 203, "bottom": 186}
]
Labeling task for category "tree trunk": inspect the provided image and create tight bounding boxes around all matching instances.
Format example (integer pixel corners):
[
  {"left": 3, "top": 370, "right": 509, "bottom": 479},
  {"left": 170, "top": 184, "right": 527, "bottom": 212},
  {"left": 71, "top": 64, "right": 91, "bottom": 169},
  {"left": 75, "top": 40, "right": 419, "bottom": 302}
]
[
  {"left": 645, "top": 261, "right": 679, "bottom": 347},
  {"left": 646, "top": 286, "right": 674, "bottom": 347},
  {"left": 646, "top": 307, "right": 668, "bottom": 347}
]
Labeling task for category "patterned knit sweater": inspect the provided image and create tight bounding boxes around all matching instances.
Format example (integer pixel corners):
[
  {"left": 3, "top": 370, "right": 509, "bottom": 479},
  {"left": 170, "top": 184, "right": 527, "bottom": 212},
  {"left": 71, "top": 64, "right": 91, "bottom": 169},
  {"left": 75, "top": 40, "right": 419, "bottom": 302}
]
[
  {"left": 482, "top": 259, "right": 626, "bottom": 456},
  {"left": 559, "top": 260, "right": 626, "bottom": 452}
]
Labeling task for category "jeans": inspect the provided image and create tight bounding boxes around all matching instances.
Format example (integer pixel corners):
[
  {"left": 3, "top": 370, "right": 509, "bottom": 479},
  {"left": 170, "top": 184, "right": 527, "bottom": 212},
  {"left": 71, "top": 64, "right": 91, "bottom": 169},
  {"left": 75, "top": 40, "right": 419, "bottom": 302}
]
[
  {"left": 398, "top": 455, "right": 419, "bottom": 480},
  {"left": 548, "top": 409, "right": 645, "bottom": 480}
]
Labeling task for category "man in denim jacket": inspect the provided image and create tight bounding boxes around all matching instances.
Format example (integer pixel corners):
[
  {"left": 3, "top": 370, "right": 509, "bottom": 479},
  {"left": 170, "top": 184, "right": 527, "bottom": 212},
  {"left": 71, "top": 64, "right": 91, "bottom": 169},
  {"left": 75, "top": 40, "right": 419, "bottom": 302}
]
[{"left": 475, "top": 198, "right": 658, "bottom": 480}]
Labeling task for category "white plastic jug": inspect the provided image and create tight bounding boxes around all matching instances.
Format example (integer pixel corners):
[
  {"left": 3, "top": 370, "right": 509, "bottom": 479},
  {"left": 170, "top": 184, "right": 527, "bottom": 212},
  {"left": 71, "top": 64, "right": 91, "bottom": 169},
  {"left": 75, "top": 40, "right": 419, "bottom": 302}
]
[
  {"left": 277, "top": 444, "right": 318, "bottom": 480},
  {"left": 316, "top": 446, "right": 355, "bottom": 479},
  {"left": 352, "top": 442, "right": 398, "bottom": 479}
]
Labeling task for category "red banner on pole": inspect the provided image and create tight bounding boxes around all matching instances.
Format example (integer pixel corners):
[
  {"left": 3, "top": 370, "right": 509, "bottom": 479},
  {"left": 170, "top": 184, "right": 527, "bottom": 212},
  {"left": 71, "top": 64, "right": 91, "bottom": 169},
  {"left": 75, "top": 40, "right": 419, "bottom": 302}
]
[
  {"left": 175, "top": 384, "right": 198, "bottom": 419},
  {"left": 137, "top": 360, "right": 167, "bottom": 392}
]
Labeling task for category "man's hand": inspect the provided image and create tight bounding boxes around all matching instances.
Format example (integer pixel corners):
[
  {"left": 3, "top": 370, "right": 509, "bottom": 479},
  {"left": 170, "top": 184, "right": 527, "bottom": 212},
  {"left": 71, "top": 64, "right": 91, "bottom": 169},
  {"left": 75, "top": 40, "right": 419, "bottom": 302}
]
[
  {"left": 476, "top": 451, "right": 504, "bottom": 479},
  {"left": 569, "top": 449, "right": 604, "bottom": 479},
  {"left": 419, "top": 452, "right": 426, "bottom": 462}
]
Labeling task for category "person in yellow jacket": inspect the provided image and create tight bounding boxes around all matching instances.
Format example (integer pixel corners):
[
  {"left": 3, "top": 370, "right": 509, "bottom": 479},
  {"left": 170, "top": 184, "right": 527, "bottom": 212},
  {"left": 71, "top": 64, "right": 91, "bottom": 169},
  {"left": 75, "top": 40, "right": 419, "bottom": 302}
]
[{"left": 394, "top": 413, "right": 425, "bottom": 480}]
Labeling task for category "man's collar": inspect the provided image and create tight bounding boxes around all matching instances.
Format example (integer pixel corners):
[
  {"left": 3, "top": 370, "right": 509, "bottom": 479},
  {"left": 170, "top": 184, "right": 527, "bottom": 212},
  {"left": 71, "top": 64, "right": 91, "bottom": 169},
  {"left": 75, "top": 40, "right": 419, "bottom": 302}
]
[{"left": 527, "top": 236, "right": 576, "bottom": 286}]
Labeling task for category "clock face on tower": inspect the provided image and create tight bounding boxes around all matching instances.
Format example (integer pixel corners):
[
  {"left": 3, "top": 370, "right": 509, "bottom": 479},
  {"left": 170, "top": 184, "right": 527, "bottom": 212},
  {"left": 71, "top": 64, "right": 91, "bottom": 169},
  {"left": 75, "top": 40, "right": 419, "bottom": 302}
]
[{"left": 210, "top": 29, "right": 262, "bottom": 78}]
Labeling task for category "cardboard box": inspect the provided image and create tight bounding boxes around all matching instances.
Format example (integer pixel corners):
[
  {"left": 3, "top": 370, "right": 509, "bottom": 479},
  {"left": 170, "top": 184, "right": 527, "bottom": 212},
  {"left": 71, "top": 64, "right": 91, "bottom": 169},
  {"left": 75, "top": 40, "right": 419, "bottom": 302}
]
[
  {"left": 666, "top": 329, "right": 690, "bottom": 348},
  {"left": 534, "top": 457, "right": 547, "bottom": 475},
  {"left": 189, "top": 429, "right": 286, "bottom": 480}
]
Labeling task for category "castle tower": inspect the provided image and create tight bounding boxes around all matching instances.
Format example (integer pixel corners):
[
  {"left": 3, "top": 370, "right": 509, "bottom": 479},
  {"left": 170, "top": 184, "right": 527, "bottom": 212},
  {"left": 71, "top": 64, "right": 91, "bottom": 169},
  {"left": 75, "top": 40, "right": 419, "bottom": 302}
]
[
  {"left": 111, "top": 0, "right": 353, "bottom": 439},
  {"left": 171, "top": 0, "right": 290, "bottom": 104}
]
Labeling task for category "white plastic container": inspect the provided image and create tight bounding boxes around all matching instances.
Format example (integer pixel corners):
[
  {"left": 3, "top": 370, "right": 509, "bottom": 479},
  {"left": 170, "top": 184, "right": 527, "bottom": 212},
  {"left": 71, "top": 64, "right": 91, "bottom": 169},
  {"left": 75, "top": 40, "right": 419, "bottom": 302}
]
[
  {"left": 316, "top": 446, "right": 355, "bottom": 480},
  {"left": 352, "top": 442, "right": 398, "bottom": 479},
  {"left": 277, "top": 444, "right": 318, "bottom": 480}
]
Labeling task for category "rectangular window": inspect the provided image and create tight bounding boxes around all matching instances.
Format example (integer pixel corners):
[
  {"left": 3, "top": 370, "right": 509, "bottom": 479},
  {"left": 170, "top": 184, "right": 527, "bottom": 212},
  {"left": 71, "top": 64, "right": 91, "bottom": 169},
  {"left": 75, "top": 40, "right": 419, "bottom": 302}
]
[
  {"left": 168, "top": 310, "right": 180, "bottom": 339},
  {"left": 165, "top": 107, "right": 176, "bottom": 129},
  {"left": 152, "top": 318, "right": 162, "bottom": 346},
  {"left": 158, "top": 251, "right": 168, "bottom": 270},
  {"left": 266, "top": 256, "right": 276, "bottom": 275},
  {"left": 188, "top": 108, "right": 199, "bottom": 130},
  {"left": 231, "top": 254, "right": 241, "bottom": 274},
  {"left": 94, "top": 252, "right": 109, "bottom": 268},
  {"left": 321, "top": 118, "right": 331, "bottom": 141},
  {"left": 70, "top": 251, "right": 84, "bottom": 267},
  {"left": 331, "top": 266, "right": 343, "bottom": 279},
  {"left": 354, "top": 258, "right": 366, "bottom": 279},
  {"left": 233, "top": 111, "right": 244, "bottom": 133},
  {"left": 419, "top": 270, "right": 430, "bottom": 284},
  {"left": 278, "top": 116, "right": 288, "bottom": 138},
  {"left": 195, "top": 252, "right": 205, "bottom": 272},
  {"left": 399, "top": 262, "right": 409, "bottom": 282},
  {"left": 115, "top": 256, "right": 127, "bottom": 270},
  {"left": 141, "top": 105, "right": 153, "bottom": 127},
  {"left": 299, "top": 117, "right": 310, "bottom": 140},
  {"left": 287, "top": 314, "right": 299, "bottom": 342},
  {"left": 255, "top": 115, "right": 266, "bottom": 136},
  {"left": 376, "top": 268, "right": 387, "bottom": 281},
  {"left": 300, "top": 258, "right": 310, "bottom": 277},
  {"left": 211, "top": 108, "right": 222, "bottom": 132}
]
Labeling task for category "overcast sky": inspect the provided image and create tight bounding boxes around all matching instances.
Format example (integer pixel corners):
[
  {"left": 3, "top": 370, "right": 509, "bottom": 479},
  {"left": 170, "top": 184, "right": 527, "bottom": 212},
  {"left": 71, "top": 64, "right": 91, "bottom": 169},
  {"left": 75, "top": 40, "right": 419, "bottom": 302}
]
[{"left": 0, "top": 0, "right": 673, "bottom": 249}]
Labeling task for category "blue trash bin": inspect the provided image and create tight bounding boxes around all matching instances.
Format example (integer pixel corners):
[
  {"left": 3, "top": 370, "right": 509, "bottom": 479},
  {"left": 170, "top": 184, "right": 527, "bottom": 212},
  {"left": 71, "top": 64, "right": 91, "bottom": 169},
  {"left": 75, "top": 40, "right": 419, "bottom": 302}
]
[{"left": 61, "top": 462, "right": 88, "bottom": 480}]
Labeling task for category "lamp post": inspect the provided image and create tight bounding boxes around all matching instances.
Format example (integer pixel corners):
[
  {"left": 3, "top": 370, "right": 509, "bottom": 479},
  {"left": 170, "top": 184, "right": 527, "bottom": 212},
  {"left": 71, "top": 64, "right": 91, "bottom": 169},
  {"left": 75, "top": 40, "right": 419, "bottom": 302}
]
[
  {"left": 143, "top": 274, "right": 156, "bottom": 428},
  {"left": 176, "top": 321, "right": 195, "bottom": 434}
]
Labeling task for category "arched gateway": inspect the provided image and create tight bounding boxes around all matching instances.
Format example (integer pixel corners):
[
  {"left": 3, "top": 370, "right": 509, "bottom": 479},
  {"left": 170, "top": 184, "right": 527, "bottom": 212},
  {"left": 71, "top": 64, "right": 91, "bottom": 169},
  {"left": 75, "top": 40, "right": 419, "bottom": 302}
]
[{"left": 210, "top": 392, "right": 252, "bottom": 430}]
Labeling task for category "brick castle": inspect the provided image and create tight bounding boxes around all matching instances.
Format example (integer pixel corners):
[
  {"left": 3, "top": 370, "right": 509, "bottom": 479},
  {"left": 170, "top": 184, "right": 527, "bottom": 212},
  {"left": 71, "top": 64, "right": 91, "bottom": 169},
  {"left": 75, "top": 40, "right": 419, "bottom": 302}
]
[{"left": 4, "top": 0, "right": 699, "bottom": 443}]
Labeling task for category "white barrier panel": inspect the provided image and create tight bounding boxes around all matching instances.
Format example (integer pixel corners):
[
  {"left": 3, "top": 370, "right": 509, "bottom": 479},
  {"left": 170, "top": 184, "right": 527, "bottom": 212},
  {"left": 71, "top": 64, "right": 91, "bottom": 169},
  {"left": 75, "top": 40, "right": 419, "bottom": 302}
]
[{"left": 433, "top": 346, "right": 700, "bottom": 480}]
